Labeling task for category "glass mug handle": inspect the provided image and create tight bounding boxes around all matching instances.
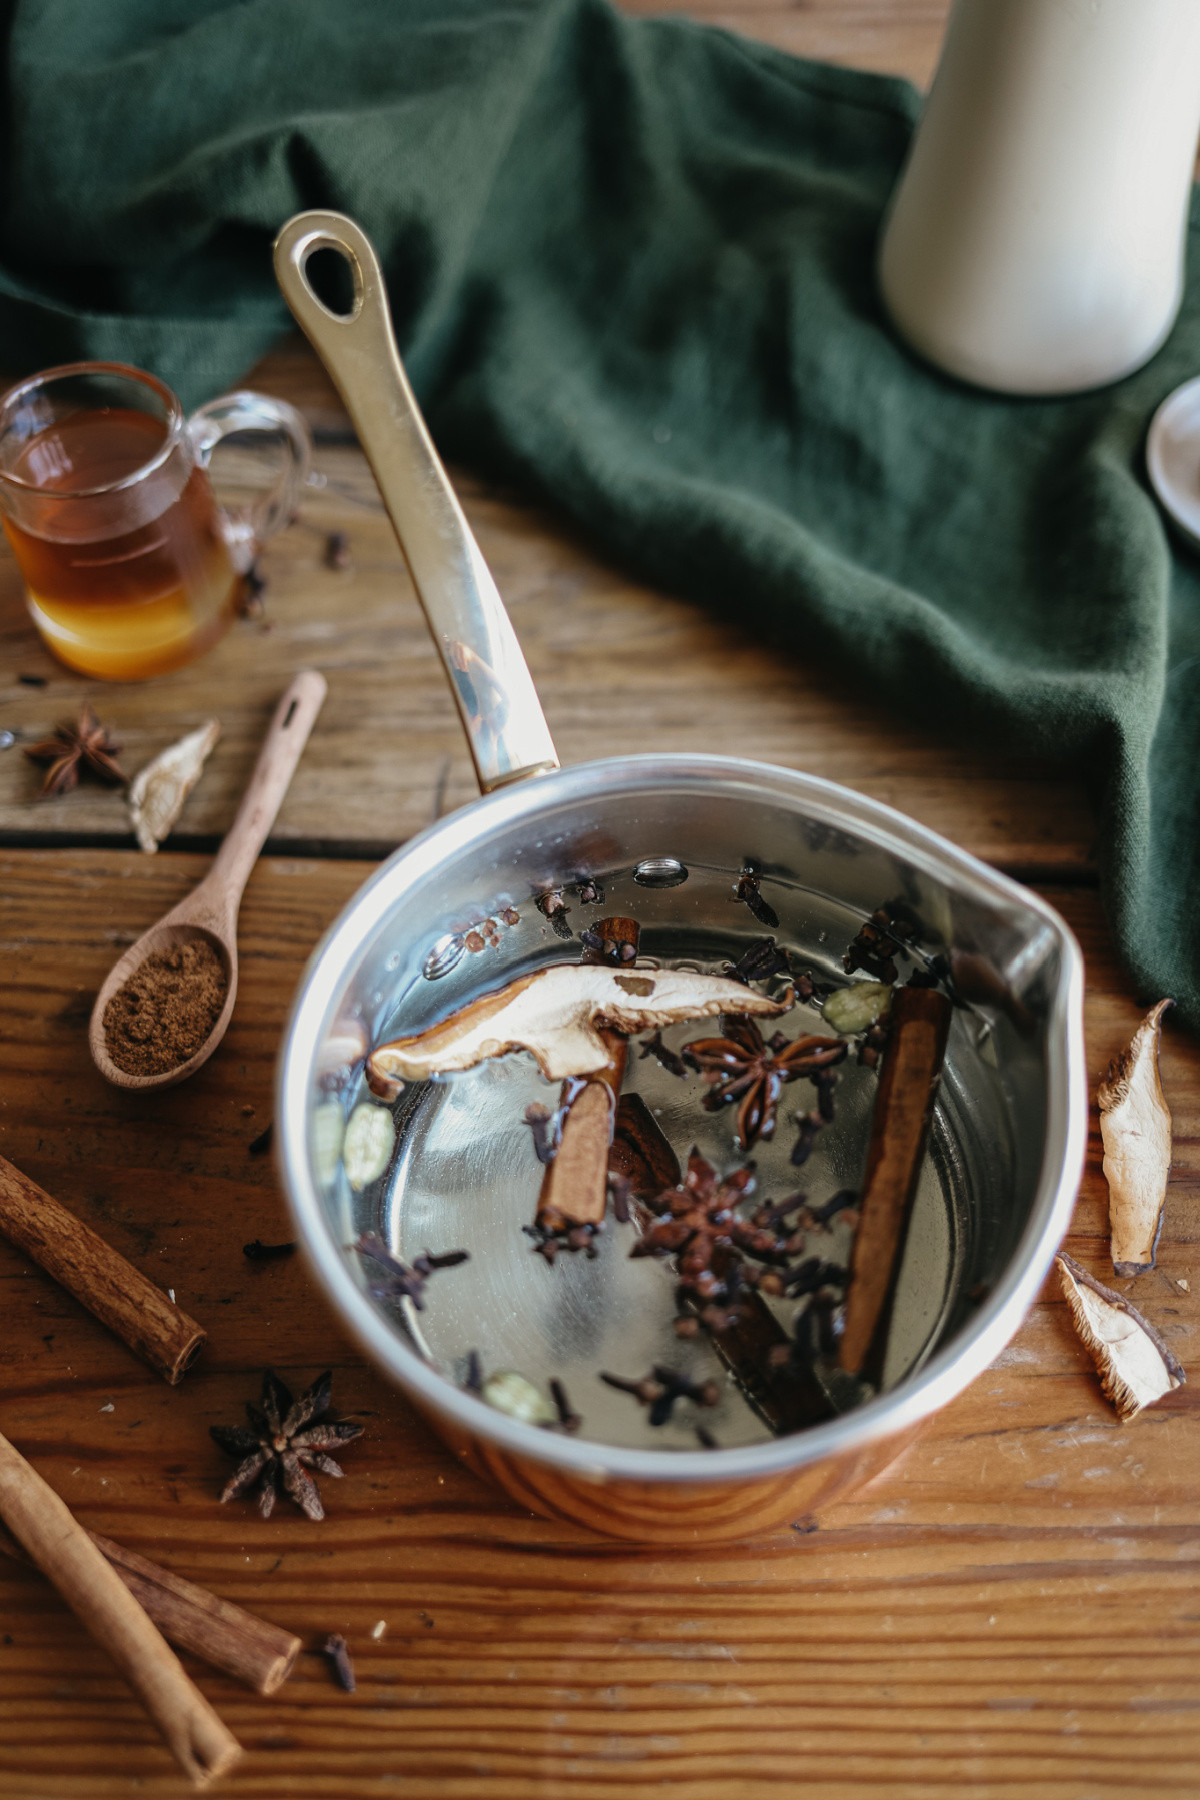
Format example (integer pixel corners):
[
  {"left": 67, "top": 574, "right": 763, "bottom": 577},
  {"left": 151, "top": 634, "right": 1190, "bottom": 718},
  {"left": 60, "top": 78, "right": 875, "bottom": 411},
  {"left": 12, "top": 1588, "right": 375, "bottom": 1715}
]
[{"left": 187, "top": 391, "right": 313, "bottom": 573}]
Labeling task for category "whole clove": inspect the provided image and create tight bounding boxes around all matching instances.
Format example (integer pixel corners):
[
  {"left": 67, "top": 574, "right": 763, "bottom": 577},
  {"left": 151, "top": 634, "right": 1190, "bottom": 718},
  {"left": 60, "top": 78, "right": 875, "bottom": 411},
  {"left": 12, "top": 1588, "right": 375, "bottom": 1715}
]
[
  {"left": 524, "top": 1102, "right": 558, "bottom": 1166},
  {"left": 813, "top": 1069, "right": 837, "bottom": 1123},
  {"left": 608, "top": 1171, "right": 632, "bottom": 1224},
  {"left": 600, "top": 1365, "right": 720, "bottom": 1427},
  {"left": 242, "top": 1239, "right": 296, "bottom": 1262},
  {"left": 323, "top": 1633, "right": 356, "bottom": 1692},
  {"left": 790, "top": 1110, "right": 824, "bottom": 1167},
  {"left": 463, "top": 1349, "right": 483, "bottom": 1394},
  {"left": 354, "top": 1233, "right": 469, "bottom": 1310},
  {"left": 638, "top": 1030, "right": 689, "bottom": 1077},
  {"left": 549, "top": 1378, "right": 581, "bottom": 1432},
  {"left": 237, "top": 563, "right": 268, "bottom": 619},
  {"left": 324, "top": 531, "right": 352, "bottom": 571},
  {"left": 725, "top": 937, "right": 790, "bottom": 986},
  {"left": 536, "top": 890, "right": 574, "bottom": 940},
  {"left": 733, "top": 870, "right": 779, "bottom": 930},
  {"left": 576, "top": 879, "right": 604, "bottom": 905}
]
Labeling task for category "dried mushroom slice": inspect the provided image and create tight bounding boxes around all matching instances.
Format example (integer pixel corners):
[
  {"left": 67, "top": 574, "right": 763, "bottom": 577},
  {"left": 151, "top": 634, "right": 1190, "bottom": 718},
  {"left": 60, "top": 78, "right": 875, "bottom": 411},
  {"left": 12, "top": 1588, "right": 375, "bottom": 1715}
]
[
  {"left": 1099, "top": 999, "right": 1174, "bottom": 1276},
  {"left": 1057, "top": 1250, "right": 1185, "bottom": 1421},
  {"left": 367, "top": 964, "right": 793, "bottom": 1087}
]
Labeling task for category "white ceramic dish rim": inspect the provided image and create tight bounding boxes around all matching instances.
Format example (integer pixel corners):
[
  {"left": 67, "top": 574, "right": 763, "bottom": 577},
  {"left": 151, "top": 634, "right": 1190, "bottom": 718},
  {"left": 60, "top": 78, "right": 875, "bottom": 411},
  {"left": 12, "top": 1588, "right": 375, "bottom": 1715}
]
[{"left": 277, "top": 752, "right": 1087, "bottom": 1487}]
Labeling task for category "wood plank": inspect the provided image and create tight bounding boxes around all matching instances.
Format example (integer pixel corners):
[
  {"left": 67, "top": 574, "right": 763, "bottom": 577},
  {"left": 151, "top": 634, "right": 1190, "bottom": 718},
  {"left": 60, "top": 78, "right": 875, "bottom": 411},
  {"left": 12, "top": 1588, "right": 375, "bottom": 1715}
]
[
  {"left": 0, "top": 847, "right": 1196, "bottom": 1796},
  {"left": 0, "top": 432, "right": 1095, "bottom": 874},
  {"left": 619, "top": 0, "right": 951, "bottom": 87}
]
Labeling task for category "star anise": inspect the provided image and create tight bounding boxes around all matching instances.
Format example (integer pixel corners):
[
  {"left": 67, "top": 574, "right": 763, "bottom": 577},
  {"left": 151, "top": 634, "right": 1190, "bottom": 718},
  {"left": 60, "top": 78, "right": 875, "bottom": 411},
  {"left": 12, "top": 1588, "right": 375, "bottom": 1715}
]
[
  {"left": 24, "top": 704, "right": 125, "bottom": 798},
  {"left": 682, "top": 1015, "right": 847, "bottom": 1148},
  {"left": 631, "top": 1149, "right": 755, "bottom": 1314},
  {"left": 211, "top": 1369, "right": 363, "bottom": 1521}
]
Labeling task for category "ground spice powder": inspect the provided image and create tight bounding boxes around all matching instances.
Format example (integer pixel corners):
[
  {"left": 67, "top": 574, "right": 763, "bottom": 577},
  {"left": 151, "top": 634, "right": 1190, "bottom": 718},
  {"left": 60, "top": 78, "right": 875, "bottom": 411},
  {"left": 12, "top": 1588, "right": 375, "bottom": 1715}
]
[{"left": 103, "top": 939, "right": 228, "bottom": 1076}]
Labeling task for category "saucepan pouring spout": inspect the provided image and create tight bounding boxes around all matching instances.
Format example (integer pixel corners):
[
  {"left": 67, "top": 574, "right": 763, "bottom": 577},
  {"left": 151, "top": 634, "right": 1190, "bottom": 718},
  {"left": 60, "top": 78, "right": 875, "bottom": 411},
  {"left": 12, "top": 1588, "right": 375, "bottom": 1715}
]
[{"left": 273, "top": 210, "right": 559, "bottom": 794}]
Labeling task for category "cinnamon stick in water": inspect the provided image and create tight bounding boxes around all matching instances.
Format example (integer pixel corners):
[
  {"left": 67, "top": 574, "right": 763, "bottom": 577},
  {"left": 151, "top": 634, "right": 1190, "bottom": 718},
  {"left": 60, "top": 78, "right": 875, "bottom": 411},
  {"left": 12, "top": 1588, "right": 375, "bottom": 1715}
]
[
  {"left": 0, "top": 1156, "right": 205, "bottom": 1384},
  {"left": 535, "top": 918, "right": 640, "bottom": 1232},
  {"left": 0, "top": 1431, "right": 241, "bottom": 1786},
  {"left": 606, "top": 1104, "right": 831, "bottom": 1431},
  {"left": 609, "top": 1093, "right": 682, "bottom": 1197},
  {"left": 0, "top": 1523, "right": 300, "bottom": 1695},
  {"left": 839, "top": 986, "right": 953, "bottom": 1381}
]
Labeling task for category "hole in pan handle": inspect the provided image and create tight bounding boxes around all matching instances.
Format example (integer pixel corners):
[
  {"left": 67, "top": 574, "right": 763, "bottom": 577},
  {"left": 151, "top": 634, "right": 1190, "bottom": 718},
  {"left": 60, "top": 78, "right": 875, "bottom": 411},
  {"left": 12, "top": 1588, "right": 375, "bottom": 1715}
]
[{"left": 272, "top": 210, "right": 560, "bottom": 796}]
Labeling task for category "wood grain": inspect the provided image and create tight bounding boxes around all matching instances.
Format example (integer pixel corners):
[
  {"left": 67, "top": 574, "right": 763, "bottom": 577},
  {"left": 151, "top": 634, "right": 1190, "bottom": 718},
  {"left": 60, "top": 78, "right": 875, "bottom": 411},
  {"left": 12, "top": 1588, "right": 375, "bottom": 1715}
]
[
  {"left": 0, "top": 847, "right": 1197, "bottom": 1797},
  {"left": 0, "top": 433, "right": 1096, "bottom": 875},
  {"left": 2, "top": 0, "right": 1196, "bottom": 1792}
]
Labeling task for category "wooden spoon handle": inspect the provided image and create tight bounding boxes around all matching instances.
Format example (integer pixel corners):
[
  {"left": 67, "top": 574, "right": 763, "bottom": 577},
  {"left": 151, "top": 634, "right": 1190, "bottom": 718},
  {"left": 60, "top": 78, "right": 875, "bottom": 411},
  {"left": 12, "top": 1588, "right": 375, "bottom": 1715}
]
[{"left": 204, "top": 669, "right": 327, "bottom": 910}]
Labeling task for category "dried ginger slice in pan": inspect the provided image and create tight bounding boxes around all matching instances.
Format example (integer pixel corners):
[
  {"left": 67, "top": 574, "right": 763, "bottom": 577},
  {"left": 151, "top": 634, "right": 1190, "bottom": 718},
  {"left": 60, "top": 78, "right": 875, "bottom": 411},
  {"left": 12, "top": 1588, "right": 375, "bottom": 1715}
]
[
  {"left": 1056, "top": 1250, "right": 1185, "bottom": 1420},
  {"left": 1099, "top": 998, "right": 1173, "bottom": 1276}
]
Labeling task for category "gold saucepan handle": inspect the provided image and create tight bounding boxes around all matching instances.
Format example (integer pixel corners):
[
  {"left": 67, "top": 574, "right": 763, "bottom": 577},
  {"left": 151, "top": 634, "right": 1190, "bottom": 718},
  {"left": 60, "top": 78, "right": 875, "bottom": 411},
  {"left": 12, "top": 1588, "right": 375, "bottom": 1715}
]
[{"left": 273, "top": 210, "right": 559, "bottom": 795}]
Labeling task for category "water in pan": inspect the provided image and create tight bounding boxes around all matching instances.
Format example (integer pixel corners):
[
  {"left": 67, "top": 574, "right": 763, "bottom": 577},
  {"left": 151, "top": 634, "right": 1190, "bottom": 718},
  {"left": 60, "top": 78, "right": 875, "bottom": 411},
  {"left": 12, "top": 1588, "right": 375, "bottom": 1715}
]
[{"left": 343, "top": 866, "right": 980, "bottom": 1455}]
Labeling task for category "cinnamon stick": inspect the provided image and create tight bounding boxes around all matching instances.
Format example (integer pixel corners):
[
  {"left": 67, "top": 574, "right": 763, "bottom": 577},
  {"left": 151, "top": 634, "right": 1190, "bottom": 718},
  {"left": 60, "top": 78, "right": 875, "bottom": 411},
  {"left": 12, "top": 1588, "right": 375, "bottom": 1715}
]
[
  {"left": 536, "top": 1038, "right": 626, "bottom": 1229},
  {"left": 0, "top": 1431, "right": 241, "bottom": 1786},
  {"left": 0, "top": 1523, "right": 300, "bottom": 1695},
  {"left": 535, "top": 917, "right": 641, "bottom": 1231},
  {"left": 704, "top": 1265, "right": 835, "bottom": 1433},
  {"left": 0, "top": 1156, "right": 205, "bottom": 1384},
  {"left": 839, "top": 986, "right": 953, "bottom": 1380},
  {"left": 608, "top": 1093, "right": 682, "bottom": 1197}
]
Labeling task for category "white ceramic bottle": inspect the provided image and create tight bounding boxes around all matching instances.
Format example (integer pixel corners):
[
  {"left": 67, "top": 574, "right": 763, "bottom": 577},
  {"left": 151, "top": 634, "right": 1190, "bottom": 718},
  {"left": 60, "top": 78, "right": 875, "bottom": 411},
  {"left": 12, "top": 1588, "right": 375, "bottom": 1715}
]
[{"left": 878, "top": 0, "right": 1200, "bottom": 395}]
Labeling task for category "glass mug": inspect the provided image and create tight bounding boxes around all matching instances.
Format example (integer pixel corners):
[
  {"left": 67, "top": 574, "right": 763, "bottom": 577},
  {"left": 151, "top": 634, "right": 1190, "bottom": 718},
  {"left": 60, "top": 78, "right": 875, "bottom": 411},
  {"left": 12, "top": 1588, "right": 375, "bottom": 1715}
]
[{"left": 0, "top": 361, "right": 312, "bottom": 680}]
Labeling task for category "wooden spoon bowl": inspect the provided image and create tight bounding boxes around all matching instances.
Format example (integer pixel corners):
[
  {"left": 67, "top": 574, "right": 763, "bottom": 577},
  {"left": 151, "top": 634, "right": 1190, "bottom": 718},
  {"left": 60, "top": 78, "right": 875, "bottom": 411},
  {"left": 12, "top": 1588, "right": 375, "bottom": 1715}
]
[
  {"left": 88, "top": 670, "right": 326, "bottom": 1092},
  {"left": 89, "top": 920, "right": 238, "bottom": 1092}
]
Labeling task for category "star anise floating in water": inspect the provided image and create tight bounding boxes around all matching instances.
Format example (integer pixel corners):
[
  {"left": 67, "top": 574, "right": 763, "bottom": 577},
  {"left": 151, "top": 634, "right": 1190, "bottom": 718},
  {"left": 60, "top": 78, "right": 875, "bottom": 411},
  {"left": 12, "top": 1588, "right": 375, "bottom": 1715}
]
[
  {"left": 682, "top": 1015, "right": 847, "bottom": 1149},
  {"left": 24, "top": 704, "right": 125, "bottom": 798},
  {"left": 631, "top": 1149, "right": 757, "bottom": 1317},
  {"left": 211, "top": 1369, "right": 363, "bottom": 1521}
]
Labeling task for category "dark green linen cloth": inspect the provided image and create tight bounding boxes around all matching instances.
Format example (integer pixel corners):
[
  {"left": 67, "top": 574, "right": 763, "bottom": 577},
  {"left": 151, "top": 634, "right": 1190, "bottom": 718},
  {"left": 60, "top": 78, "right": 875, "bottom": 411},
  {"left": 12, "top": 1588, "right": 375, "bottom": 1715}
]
[{"left": 2, "top": 0, "right": 1198, "bottom": 1024}]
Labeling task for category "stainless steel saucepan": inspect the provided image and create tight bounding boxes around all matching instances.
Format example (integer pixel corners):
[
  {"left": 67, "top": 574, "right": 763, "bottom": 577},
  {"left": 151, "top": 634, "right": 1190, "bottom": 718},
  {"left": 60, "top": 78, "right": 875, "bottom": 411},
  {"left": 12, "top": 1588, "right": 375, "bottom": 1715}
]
[{"left": 272, "top": 212, "right": 1086, "bottom": 1544}]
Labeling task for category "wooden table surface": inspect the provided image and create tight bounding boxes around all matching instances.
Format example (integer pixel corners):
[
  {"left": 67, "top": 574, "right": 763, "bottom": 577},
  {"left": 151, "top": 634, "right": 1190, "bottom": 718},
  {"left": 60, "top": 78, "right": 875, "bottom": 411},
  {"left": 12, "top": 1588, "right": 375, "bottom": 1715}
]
[{"left": 2, "top": 5, "right": 1198, "bottom": 1797}]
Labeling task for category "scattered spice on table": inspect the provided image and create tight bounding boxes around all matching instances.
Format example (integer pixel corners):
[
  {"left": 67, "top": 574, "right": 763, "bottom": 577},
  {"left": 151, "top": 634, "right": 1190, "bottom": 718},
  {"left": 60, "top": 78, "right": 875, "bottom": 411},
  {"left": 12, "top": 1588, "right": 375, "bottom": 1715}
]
[
  {"left": 17, "top": 672, "right": 46, "bottom": 686},
  {"left": 211, "top": 1369, "right": 363, "bottom": 1521},
  {"left": 102, "top": 940, "right": 228, "bottom": 1077},
  {"left": 324, "top": 530, "right": 352, "bottom": 570},
  {"left": 323, "top": 1633, "right": 356, "bottom": 1692},
  {"left": 25, "top": 703, "right": 125, "bottom": 798},
  {"left": 242, "top": 1239, "right": 295, "bottom": 1262},
  {"left": 237, "top": 562, "right": 268, "bottom": 618}
]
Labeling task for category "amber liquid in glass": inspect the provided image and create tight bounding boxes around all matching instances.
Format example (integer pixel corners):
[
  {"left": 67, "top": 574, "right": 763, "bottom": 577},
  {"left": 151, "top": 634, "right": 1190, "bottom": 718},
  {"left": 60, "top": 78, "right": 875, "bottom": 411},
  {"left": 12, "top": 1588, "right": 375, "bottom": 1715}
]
[{"left": 2, "top": 408, "right": 240, "bottom": 680}]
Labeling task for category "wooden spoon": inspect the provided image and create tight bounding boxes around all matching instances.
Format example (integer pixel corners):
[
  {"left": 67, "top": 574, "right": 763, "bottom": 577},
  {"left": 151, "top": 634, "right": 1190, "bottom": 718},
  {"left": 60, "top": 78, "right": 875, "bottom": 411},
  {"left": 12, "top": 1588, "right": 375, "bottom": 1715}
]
[{"left": 89, "top": 670, "right": 327, "bottom": 1091}]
